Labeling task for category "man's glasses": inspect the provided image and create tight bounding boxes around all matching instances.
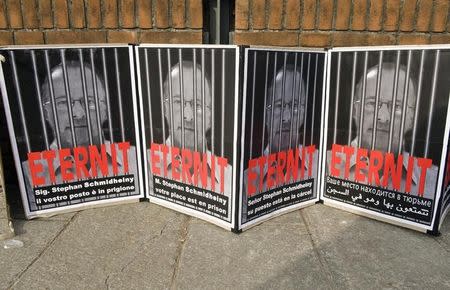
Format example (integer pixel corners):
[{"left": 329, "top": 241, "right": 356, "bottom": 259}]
[
  {"left": 44, "top": 99, "right": 98, "bottom": 111},
  {"left": 354, "top": 98, "right": 414, "bottom": 114},
  {"left": 267, "top": 102, "right": 304, "bottom": 114},
  {"left": 168, "top": 97, "right": 211, "bottom": 113}
]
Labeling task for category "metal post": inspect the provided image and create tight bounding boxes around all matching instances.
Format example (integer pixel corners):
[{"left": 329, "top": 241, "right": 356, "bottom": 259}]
[
  {"left": 78, "top": 50, "right": 94, "bottom": 145},
  {"left": 31, "top": 51, "right": 49, "bottom": 150},
  {"left": 348, "top": 52, "right": 357, "bottom": 146},
  {"left": 424, "top": 50, "right": 440, "bottom": 158},
  {"left": 144, "top": 48, "right": 154, "bottom": 143},
  {"left": 60, "top": 49, "right": 77, "bottom": 147},
  {"left": 388, "top": 50, "right": 401, "bottom": 152},
  {"left": 411, "top": 50, "right": 426, "bottom": 156}
]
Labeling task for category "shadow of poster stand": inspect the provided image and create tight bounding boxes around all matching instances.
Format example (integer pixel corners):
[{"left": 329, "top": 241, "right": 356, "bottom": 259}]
[{"left": 0, "top": 148, "right": 14, "bottom": 240}]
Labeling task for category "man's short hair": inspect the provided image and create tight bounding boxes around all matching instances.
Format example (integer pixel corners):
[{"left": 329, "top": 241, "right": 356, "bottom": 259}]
[{"left": 41, "top": 60, "right": 106, "bottom": 105}]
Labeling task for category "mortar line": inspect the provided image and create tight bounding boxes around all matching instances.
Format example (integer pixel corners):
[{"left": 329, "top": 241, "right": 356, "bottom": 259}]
[
  {"left": 7, "top": 212, "right": 80, "bottom": 289},
  {"left": 432, "top": 236, "right": 450, "bottom": 253},
  {"left": 169, "top": 215, "right": 191, "bottom": 290},
  {"left": 299, "top": 210, "right": 334, "bottom": 285}
]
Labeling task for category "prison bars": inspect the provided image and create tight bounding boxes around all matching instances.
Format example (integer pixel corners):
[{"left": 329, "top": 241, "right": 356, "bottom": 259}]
[
  {"left": 144, "top": 47, "right": 232, "bottom": 165},
  {"left": 245, "top": 50, "right": 321, "bottom": 191},
  {"left": 333, "top": 49, "right": 441, "bottom": 161},
  {"left": 8, "top": 47, "right": 133, "bottom": 207}
]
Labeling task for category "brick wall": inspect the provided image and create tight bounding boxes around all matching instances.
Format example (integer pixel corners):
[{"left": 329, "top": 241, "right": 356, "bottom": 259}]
[
  {"left": 0, "top": 1, "right": 448, "bottom": 47},
  {"left": 234, "top": 0, "right": 450, "bottom": 47},
  {"left": 0, "top": 0, "right": 203, "bottom": 45}
]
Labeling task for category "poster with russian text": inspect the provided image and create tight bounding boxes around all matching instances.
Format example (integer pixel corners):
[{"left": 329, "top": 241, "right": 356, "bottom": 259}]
[
  {"left": 322, "top": 45, "right": 450, "bottom": 233},
  {"left": 0, "top": 44, "right": 143, "bottom": 218},
  {"left": 136, "top": 45, "right": 240, "bottom": 230},
  {"left": 239, "top": 48, "right": 326, "bottom": 230}
]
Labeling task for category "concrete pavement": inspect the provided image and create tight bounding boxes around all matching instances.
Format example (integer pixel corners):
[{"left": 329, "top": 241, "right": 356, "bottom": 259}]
[{"left": 1, "top": 202, "right": 450, "bottom": 289}]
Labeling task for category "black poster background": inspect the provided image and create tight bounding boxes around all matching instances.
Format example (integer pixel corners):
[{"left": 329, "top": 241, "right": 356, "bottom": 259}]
[
  {"left": 0, "top": 46, "right": 141, "bottom": 215},
  {"left": 241, "top": 49, "right": 325, "bottom": 225},
  {"left": 138, "top": 46, "right": 237, "bottom": 223},
  {"left": 324, "top": 48, "right": 450, "bottom": 227}
]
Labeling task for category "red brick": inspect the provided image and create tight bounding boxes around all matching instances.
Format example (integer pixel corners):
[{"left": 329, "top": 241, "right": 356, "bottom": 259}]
[
  {"left": 38, "top": 0, "right": 53, "bottom": 28},
  {"left": 430, "top": 34, "right": 450, "bottom": 44},
  {"left": 299, "top": 32, "right": 331, "bottom": 47},
  {"left": 7, "top": 0, "right": 22, "bottom": 28},
  {"left": 448, "top": 14, "right": 450, "bottom": 33},
  {"left": 235, "top": 0, "right": 249, "bottom": 30},
  {"left": 251, "top": 0, "right": 266, "bottom": 29},
  {"left": 0, "top": 31, "right": 12, "bottom": 45},
  {"left": 87, "top": 0, "right": 101, "bottom": 28},
  {"left": 432, "top": 0, "right": 449, "bottom": 32},
  {"left": 234, "top": 31, "right": 298, "bottom": 46},
  {"left": 333, "top": 32, "right": 367, "bottom": 46},
  {"left": 302, "top": 0, "right": 316, "bottom": 30},
  {"left": 14, "top": 31, "right": 44, "bottom": 44},
  {"left": 155, "top": 0, "right": 169, "bottom": 28},
  {"left": 140, "top": 31, "right": 203, "bottom": 44},
  {"left": 415, "top": 0, "right": 433, "bottom": 32},
  {"left": 172, "top": 0, "right": 186, "bottom": 28},
  {"left": 103, "top": 0, "right": 118, "bottom": 28},
  {"left": 188, "top": 0, "right": 202, "bottom": 28},
  {"left": 367, "top": 0, "right": 383, "bottom": 31},
  {"left": 22, "top": 0, "right": 39, "bottom": 28},
  {"left": 121, "top": 0, "right": 135, "bottom": 28},
  {"left": 384, "top": 0, "right": 400, "bottom": 31},
  {"left": 318, "top": 0, "right": 333, "bottom": 30},
  {"left": 0, "top": 0, "right": 7, "bottom": 28},
  {"left": 54, "top": 0, "right": 69, "bottom": 28},
  {"left": 367, "top": 33, "right": 396, "bottom": 45},
  {"left": 108, "top": 30, "right": 137, "bottom": 43},
  {"left": 70, "top": 0, "right": 85, "bottom": 28},
  {"left": 285, "top": 0, "right": 300, "bottom": 29},
  {"left": 46, "top": 31, "right": 107, "bottom": 44},
  {"left": 400, "top": 0, "right": 416, "bottom": 32},
  {"left": 137, "top": 0, "right": 152, "bottom": 28},
  {"left": 268, "top": 0, "right": 282, "bottom": 29},
  {"left": 335, "top": 0, "right": 351, "bottom": 30},
  {"left": 398, "top": 34, "right": 430, "bottom": 45},
  {"left": 351, "top": 0, "right": 367, "bottom": 31}
]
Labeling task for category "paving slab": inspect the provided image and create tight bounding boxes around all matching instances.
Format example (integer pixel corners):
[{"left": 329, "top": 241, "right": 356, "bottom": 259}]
[
  {"left": 0, "top": 218, "right": 69, "bottom": 289},
  {"left": 11, "top": 203, "right": 186, "bottom": 290},
  {"left": 302, "top": 204, "right": 450, "bottom": 289},
  {"left": 174, "top": 211, "right": 331, "bottom": 289}
]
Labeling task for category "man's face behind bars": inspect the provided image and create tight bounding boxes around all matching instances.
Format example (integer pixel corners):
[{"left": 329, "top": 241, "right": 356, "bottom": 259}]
[
  {"left": 164, "top": 61, "right": 212, "bottom": 151},
  {"left": 266, "top": 68, "right": 305, "bottom": 153},
  {"left": 42, "top": 63, "right": 107, "bottom": 148},
  {"left": 353, "top": 64, "right": 416, "bottom": 154}
]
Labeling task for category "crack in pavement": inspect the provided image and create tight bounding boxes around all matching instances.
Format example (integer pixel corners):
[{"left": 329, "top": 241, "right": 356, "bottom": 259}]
[
  {"left": 299, "top": 210, "right": 334, "bottom": 288},
  {"left": 7, "top": 211, "right": 80, "bottom": 289},
  {"left": 433, "top": 236, "right": 450, "bottom": 253},
  {"left": 103, "top": 212, "right": 178, "bottom": 289},
  {"left": 169, "top": 215, "right": 191, "bottom": 290}
]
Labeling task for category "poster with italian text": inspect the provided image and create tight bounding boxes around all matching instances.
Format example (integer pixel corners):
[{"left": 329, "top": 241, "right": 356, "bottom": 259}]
[{"left": 0, "top": 44, "right": 143, "bottom": 218}]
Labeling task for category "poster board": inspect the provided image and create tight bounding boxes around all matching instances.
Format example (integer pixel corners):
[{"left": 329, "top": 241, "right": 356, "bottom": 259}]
[
  {"left": 321, "top": 45, "right": 450, "bottom": 233},
  {"left": 136, "top": 45, "right": 240, "bottom": 231},
  {"left": 0, "top": 44, "right": 143, "bottom": 218},
  {"left": 238, "top": 47, "right": 326, "bottom": 230}
]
